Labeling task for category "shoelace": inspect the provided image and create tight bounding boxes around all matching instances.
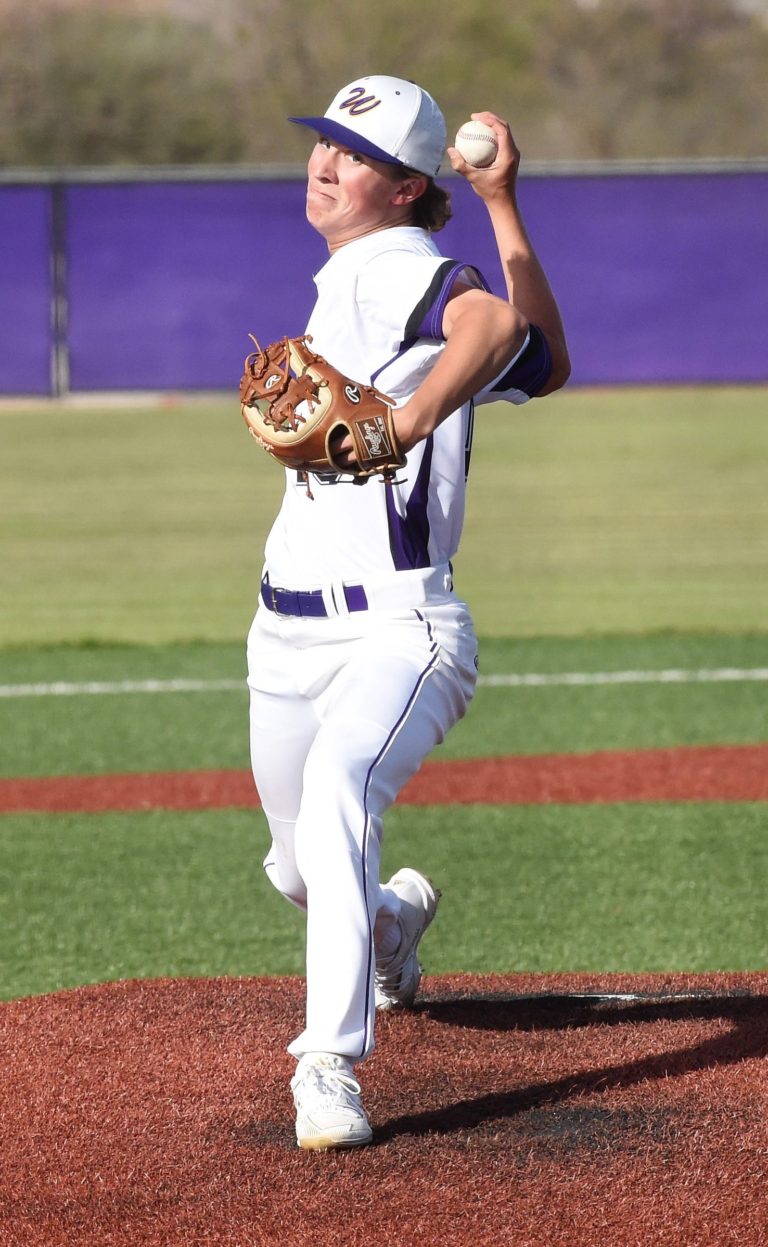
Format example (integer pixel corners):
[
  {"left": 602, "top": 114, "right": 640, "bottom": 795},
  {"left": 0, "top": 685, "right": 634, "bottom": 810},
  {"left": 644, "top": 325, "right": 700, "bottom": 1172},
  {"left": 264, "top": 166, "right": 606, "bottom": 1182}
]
[
  {"left": 298, "top": 1064, "right": 363, "bottom": 1109},
  {"left": 375, "top": 928, "right": 416, "bottom": 990},
  {"left": 375, "top": 957, "right": 407, "bottom": 991}
]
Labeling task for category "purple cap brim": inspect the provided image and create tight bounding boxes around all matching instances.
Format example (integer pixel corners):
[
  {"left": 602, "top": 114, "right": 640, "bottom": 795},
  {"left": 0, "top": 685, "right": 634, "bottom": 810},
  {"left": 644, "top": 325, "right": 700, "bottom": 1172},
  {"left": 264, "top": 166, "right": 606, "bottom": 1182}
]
[{"left": 289, "top": 116, "right": 405, "bottom": 167}]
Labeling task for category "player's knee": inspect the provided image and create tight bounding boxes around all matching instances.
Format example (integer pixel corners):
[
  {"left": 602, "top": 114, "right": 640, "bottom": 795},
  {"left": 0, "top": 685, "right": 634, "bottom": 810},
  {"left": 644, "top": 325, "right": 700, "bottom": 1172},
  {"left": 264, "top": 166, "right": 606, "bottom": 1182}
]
[{"left": 263, "top": 844, "right": 308, "bottom": 910}]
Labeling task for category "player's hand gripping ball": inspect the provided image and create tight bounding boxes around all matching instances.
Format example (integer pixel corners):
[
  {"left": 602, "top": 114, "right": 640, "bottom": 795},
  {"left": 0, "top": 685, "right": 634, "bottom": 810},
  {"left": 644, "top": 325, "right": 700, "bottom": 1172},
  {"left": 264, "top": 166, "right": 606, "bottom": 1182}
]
[{"left": 454, "top": 120, "right": 499, "bottom": 168}]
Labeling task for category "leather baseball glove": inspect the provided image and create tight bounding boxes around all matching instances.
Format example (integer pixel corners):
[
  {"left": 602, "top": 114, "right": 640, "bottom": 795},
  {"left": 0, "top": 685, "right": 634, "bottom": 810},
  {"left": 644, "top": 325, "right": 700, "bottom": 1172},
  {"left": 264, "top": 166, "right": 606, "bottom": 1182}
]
[{"left": 240, "top": 335, "right": 406, "bottom": 489}]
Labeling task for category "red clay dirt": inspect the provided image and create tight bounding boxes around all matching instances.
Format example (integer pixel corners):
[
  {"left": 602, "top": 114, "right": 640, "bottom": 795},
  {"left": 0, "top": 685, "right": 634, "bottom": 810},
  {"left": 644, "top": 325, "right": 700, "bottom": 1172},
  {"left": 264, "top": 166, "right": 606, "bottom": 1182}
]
[
  {"left": 2, "top": 742, "right": 768, "bottom": 813},
  {"left": 1, "top": 972, "right": 768, "bottom": 1247}
]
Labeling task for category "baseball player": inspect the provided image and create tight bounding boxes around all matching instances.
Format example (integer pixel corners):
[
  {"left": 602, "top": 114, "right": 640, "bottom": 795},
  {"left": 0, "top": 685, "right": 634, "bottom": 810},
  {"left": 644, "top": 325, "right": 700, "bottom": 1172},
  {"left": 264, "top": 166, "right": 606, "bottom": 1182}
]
[{"left": 245, "top": 75, "right": 570, "bottom": 1150}]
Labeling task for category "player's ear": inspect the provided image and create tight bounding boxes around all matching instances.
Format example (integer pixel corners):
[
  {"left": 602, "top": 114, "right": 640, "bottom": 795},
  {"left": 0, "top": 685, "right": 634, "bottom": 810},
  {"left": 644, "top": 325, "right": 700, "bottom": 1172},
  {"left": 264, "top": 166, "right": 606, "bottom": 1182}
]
[{"left": 391, "top": 174, "right": 429, "bottom": 206}]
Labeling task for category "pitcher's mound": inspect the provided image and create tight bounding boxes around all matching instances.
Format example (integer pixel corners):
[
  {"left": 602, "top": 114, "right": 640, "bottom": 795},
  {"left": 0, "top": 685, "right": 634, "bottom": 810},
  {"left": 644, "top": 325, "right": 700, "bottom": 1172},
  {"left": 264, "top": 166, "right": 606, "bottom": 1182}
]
[{"left": 1, "top": 972, "right": 767, "bottom": 1246}]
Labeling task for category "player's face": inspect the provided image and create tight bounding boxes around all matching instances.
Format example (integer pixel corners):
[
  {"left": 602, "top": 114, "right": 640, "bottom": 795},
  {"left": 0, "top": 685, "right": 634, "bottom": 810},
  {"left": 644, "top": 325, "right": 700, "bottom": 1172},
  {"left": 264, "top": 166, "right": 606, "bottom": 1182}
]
[{"left": 306, "top": 136, "right": 417, "bottom": 250}]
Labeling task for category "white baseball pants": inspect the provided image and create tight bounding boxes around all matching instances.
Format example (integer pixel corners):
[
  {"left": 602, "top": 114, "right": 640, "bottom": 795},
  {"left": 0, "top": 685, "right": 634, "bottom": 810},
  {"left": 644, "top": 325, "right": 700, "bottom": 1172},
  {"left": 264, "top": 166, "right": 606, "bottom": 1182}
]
[{"left": 246, "top": 574, "right": 477, "bottom": 1062}]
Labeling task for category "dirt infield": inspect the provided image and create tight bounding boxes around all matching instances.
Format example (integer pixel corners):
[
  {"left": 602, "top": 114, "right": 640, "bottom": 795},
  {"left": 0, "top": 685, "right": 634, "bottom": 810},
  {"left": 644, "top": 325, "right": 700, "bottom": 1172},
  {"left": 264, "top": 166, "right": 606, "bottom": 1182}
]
[
  {"left": 2, "top": 742, "right": 768, "bottom": 812},
  {"left": 1, "top": 972, "right": 767, "bottom": 1247}
]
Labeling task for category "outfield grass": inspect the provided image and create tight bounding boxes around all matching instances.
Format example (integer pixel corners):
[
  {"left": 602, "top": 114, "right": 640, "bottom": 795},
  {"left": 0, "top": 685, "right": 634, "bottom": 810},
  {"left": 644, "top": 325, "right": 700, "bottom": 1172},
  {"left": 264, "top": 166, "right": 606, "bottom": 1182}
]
[
  {"left": 2, "top": 802, "right": 766, "bottom": 1002},
  {"left": 461, "top": 385, "right": 768, "bottom": 635},
  {"left": 2, "top": 386, "right": 767, "bottom": 643}
]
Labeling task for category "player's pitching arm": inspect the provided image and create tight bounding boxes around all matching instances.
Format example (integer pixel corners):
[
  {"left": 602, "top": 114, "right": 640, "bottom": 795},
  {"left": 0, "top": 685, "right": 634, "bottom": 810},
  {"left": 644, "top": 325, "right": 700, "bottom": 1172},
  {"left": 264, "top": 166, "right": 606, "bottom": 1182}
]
[
  {"left": 332, "top": 277, "right": 561, "bottom": 467},
  {"left": 447, "top": 110, "right": 571, "bottom": 397},
  {"left": 330, "top": 286, "right": 531, "bottom": 469},
  {"left": 394, "top": 154, "right": 573, "bottom": 452},
  {"left": 332, "top": 111, "right": 570, "bottom": 468},
  {"left": 393, "top": 288, "right": 531, "bottom": 451}
]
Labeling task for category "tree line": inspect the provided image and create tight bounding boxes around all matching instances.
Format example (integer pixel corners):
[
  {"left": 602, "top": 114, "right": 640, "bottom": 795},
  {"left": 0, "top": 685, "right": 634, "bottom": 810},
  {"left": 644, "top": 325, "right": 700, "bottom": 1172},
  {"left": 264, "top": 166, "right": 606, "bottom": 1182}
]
[{"left": 1, "top": 0, "right": 766, "bottom": 168}]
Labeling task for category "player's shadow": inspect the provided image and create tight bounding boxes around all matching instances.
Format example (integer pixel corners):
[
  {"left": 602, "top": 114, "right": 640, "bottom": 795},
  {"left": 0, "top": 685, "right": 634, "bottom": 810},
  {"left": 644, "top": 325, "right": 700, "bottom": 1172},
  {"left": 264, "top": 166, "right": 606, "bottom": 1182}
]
[{"left": 375, "top": 991, "right": 768, "bottom": 1144}]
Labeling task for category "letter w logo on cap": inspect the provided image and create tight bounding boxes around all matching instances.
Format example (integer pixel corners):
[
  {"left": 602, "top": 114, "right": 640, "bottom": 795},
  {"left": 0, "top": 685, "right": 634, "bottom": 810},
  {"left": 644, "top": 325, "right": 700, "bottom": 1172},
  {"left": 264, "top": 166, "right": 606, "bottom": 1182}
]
[{"left": 339, "top": 86, "right": 381, "bottom": 116}]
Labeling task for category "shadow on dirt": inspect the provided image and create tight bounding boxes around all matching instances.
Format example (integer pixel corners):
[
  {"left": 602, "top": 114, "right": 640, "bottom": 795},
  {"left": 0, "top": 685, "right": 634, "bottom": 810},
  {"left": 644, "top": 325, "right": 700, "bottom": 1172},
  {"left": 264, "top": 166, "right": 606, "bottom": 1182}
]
[{"left": 375, "top": 991, "right": 768, "bottom": 1144}]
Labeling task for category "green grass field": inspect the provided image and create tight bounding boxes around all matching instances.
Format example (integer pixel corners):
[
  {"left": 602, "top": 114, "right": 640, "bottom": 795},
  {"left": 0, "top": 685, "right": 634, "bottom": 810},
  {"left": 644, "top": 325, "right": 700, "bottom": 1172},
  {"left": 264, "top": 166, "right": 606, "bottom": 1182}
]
[
  {"left": 2, "top": 386, "right": 767, "bottom": 643},
  {"left": 1, "top": 386, "right": 766, "bottom": 1000}
]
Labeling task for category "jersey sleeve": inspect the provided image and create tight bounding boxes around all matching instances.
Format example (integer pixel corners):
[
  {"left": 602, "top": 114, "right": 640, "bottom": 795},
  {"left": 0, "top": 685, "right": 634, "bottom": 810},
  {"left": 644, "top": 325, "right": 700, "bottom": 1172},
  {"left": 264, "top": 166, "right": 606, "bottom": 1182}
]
[
  {"left": 404, "top": 261, "right": 490, "bottom": 343},
  {"left": 356, "top": 250, "right": 488, "bottom": 350},
  {"left": 474, "top": 324, "right": 553, "bottom": 406},
  {"left": 356, "top": 241, "right": 552, "bottom": 404}
]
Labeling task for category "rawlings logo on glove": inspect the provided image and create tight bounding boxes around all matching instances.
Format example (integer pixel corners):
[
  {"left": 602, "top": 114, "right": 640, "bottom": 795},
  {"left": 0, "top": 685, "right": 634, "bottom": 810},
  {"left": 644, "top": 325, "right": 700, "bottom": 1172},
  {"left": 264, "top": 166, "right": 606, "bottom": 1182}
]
[{"left": 239, "top": 334, "right": 406, "bottom": 495}]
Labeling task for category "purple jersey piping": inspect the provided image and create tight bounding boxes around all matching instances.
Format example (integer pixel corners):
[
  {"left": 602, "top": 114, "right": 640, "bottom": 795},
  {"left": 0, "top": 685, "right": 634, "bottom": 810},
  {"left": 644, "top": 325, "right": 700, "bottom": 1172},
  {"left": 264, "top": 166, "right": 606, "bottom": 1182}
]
[
  {"left": 358, "top": 619, "right": 440, "bottom": 1057},
  {"left": 464, "top": 397, "right": 475, "bottom": 481},
  {"left": 385, "top": 436, "right": 434, "bottom": 570},
  {"left": 401, "top": 259, "right": 458, "bottom": 343},
  {"left": 414, "top": 261, "right": 490, "bottom": 341},
  {"left": 370, "top": 257, "right": 489, "bottom": 571}
]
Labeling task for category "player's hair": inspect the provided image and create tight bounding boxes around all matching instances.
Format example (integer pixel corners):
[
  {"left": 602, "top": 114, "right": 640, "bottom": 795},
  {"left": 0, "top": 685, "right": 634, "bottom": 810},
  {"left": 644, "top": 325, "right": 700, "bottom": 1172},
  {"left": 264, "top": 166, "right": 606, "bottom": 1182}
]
[
  {"left": 410, "top": 178, "right": 452, "bottom": 233},
  {"left": 393, "top": 167, "right": 452, "bottom": 232}
]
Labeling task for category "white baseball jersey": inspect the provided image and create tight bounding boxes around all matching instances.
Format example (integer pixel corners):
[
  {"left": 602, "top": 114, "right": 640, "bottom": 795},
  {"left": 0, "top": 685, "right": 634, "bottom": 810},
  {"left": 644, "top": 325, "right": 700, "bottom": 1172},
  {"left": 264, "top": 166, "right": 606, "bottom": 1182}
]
[{"left": 262, "top": 225, "right": 546, "bottom": 589}]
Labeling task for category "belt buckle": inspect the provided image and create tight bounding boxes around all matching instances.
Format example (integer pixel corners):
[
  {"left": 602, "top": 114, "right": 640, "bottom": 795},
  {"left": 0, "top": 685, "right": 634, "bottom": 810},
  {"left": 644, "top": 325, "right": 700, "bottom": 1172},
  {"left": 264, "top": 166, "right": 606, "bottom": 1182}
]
[{"left": 270, "top": 584, "right": 285, "bottom": 616}]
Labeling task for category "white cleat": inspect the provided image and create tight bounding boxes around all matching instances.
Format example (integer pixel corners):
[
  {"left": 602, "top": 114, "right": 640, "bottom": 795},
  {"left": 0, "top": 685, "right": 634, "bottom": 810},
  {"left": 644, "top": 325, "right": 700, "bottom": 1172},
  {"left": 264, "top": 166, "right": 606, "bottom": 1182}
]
[
  {"left": 375, "top": 868, "right": 441, "bottom": 1011},
  {"left": 291, "top": 1052, "right": 373, "bottom": 1151}
]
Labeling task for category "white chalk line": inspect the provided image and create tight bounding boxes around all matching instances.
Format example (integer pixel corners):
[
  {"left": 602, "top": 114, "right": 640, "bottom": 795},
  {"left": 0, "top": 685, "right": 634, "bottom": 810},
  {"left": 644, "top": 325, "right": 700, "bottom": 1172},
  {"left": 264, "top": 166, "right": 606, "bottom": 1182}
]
[
  {"left": 1, "top": 668, "right": 768, "bottom": 699},
  {"left": 0, "top": 678, "right": 246, "bottom": 698},
  {"left": 479, "top": 667, "right": 768, "bottom": 688}
]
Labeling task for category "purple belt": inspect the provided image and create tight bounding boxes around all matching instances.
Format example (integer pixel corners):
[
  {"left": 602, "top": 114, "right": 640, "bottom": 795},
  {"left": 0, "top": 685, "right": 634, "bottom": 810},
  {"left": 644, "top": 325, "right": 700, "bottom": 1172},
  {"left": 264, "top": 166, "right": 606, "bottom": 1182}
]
[{"left": 261, "top": 577, "right": 369, "bottom": 618}]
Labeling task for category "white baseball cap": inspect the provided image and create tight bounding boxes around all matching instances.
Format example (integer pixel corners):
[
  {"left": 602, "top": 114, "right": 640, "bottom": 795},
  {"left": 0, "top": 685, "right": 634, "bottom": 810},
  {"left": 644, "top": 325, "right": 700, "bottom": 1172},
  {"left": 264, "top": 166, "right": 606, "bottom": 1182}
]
[{"left": 290, "top": 75, "right": 446, "bottom": 177}]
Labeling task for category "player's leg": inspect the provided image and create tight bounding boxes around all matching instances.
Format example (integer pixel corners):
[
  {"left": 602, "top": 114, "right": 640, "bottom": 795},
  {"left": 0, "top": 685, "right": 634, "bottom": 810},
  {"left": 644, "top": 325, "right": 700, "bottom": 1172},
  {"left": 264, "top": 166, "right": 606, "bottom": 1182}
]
[
  {"left": 287, "top": 605, "right": 477, "bottom": 1063},
  {"left": 246, "top": 612, "right": 320, "bottom": 911}
]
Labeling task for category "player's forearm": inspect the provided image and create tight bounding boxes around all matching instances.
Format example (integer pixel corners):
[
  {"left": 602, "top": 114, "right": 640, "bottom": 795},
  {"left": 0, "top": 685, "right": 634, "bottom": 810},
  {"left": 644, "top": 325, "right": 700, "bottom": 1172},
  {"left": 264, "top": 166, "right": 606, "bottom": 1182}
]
[
  {"left": 485, "top": 193, "right": 570, "bottom": 390},
  {"left": 448, "top": 112, "right": 570, "bottom": 391},
  {"left": 397, "top": 297, "right": 526, "bottom": 449}
]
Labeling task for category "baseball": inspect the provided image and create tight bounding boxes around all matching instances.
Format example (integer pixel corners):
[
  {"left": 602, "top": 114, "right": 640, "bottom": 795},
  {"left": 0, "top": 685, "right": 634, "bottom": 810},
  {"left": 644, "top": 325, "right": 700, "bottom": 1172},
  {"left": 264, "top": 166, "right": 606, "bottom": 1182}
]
[{"left": 454, "top": 120, "right": 498, "bottom": 168}]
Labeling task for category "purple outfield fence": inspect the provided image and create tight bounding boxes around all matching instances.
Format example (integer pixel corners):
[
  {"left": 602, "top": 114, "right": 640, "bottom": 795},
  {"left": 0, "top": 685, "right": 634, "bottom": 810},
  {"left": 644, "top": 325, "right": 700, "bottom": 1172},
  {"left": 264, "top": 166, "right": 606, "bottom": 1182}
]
[
  {"left": 447, "top": 172, "right": 768, "bottom": 387},
  {"left": 1, "top": 167, "right": 766, "bottom": 395},
  {"left": 65, "top": 179, "right": 326, "bottom": 392},
  {"left": 0, "top": 187, "right": 53, "bottom": 395}
]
